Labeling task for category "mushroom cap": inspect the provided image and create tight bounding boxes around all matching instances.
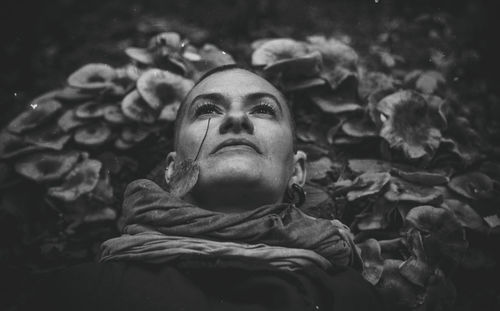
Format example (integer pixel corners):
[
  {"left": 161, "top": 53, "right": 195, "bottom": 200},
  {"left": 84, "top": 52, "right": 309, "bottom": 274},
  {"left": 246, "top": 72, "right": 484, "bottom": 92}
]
[
  {"left": 448, "top": 171, "right": 494, "bottom": 200},
  {"left": 0, "top": 131, "right": 44, "bottom": 160},
  {"left": 305, "top": 157, "right": 333, "bottom": 182},
  {"left": 385, "top": 177, "right": 443, "bottom": 204},
  {"left": 24, "top": 124, "right": 71, "bottom": 150},
  {"left": 121, "top": 90, "right": 159, "bottom": 124},
  {"left": 347, "top": 172, "right": 391, "bottom": 201},
  {"left": 73, "top": 122, "right": 112, "bottom": 146},
  {"left": 120, "top": 124, "right": 156, "bottom": 143},
  {"left": 55, "top": 86, "right": 96, "bottom": 102},
  {"left": 14, "top": 150, "right": 81, "bottom": 183},
  {"left": 75, "top": 101, "right": 112, "bottom": 119},
  {"left": 137, "top": 69, "right": 194, "bottom": 110},
  {"left": 358, "top": 71, "right": 397, "bottom": 100},
  {"left": 357, "top": 239, "right": 384, "bottom": 285},
  {"left": 251, "top": 38, "right": 309, "bottom": 66},
  {"left": 114, "top": 137, "right": 137, "bottom": 150},
  {"left": 47, "top": 158, "right": 102, "bottom": 202},
  {"left": 148, "top": 32, "right": 182, "bottom": 50},
  {"left": 264, "top": 51, "right": 323, "bottom": 79},
  {"left": 342, "top": 116, "right": 378, "bottom": 138},
  {"left": 67, "top": 63, "right": 117, "bottom": 90},
  {"left": 103, "top": 105, "right": 128, "bottom": 124},
  {"left": 187, "top": 44, "right": 236, "bottom": 80},
  {"left": 125, "top": 47, "right": 154, "bottom": 64},
  {"left": 306, "top": 36, "right": 359, "bottom": 89},
  {"left": 310, "top": 90, "right": 363, "bottom": 114},
  {"left": 442, "top": 199, "right": 485, "bottom": 231},
  {"left": 376, "top": 259, "right": 421, "bottom": 309},
  {"left": 390, "top": 165, "right": 450, "bottom": 186},
  {"left": 57, "top": 108, "right": 88, "bottom": 132},
  {"left": 158, "top": 102, "right": 181, "bottom": 122},
  {"left": 7, "top": 99, "right": 62, "bottom": 134},
  {"left": 348, "top": 159, "right": 391, "bottom": 174},
  {"left": 373, "top": 90, "right": 442, "bottom": 159}
]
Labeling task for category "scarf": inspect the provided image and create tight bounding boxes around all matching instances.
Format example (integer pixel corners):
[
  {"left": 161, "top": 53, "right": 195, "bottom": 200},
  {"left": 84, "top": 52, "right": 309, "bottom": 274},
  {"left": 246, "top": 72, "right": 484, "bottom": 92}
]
[{"left": 101, "top": 179, "right": 361, "bottom": 270}]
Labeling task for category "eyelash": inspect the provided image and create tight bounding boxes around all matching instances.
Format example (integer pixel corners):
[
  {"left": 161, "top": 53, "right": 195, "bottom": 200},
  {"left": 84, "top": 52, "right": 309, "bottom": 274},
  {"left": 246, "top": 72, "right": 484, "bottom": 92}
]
[
  {"left": 194, "top": 102, "right": 221, "bottom": 117},
  {"left": 252, "top": 102, "right": 276, "bottom": 116},
  {"left": 193, "top": 102, "right": 277, "bottom": 118}
]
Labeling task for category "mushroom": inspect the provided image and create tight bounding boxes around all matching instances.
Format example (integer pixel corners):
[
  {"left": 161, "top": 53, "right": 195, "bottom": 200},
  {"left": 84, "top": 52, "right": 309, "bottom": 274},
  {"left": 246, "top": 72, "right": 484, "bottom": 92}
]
[
  {"left": 306, "top": 36, "right": 359, "bottom": 89},
  {"left": 371, "top": 90, "right": 442, "bottom": 159},
  {"left": 125, "top": 47, "right": 154, "bottom": 65},
  {"left": 405, "top": 70, "right": 446, "bottom": 95},
  {"left": 251, "top": 38, "right": 309, "bottom": 67},
  {"left": 55, "top": 86, "right": 96, "bottom": 102},
  {"left": 341, "top": 116, "right": 378, "bottom": 138},
  {"left": 305, "top": 157, "right": 333, "bottom": 182},
  {"left": 0, "top": 131, "right": 44, "bottom": 159},
  {"left": 24, "top": 124, "right": 71, "bottom": 150},
  {"left": 57, "top": 108, "right": 88, "bottom": 132},
  {"left": 67, "top": 63, "right": 117, "bottom": 90},
  {"left": 103, "top": 105, "right": 128, "bottom": 124},
  {"left": 347, "top": 172, "right": 391, "bottom": 201},
  {"left": 441, "top": 199, "right": 486, "bottom": 231},
  {"left": 376, "top": 259, "right": 421, "bottom": 310},
  {"left": 75, "top": 101, "right": 113, "bottom": 119},
  {"left": 137, "top": 69, "right": 194, "bottom": 110},
  {"left": 158, "top": 102, "right": 181, "bottom": 122},
  {"left": 358, "top": 71, "right": 397, "bottom": 100},
  {"left": 73, "top": 122, "right": 112, "bottom": 146},
  {"left": 120, "top": 90, "right": 159, "bottom": 124},
  {"left": 384, "top": 177, "right": 443, "bottom": 204},
  {"left": 357, "top": 239, "right": 384, "bottom": 285},
  {"left": 120, "top": 124, "right": 157, "bottom": 143},
  {"left": 88, "top": 171, "right": 114, "bottom": 204},
  {"left": 348, "top": 159, "right": 391, "bottom": 174},
  {"left": 399, "top": 229, "right": 435, "bottom": 287},
  {"left": 390, "top": 164, "right": 450, "bottom": 186},
  {"left": 448, "top": 171, "right": 495, "bottom": 200},
  {"left": 310, "top": 89, "right": 363, "bottom": 114},
  {"left": 7, "top": 99, "right": 62, "bottom": 134},
  {"left": 114, "top": 138, "right": 136, "bottom": 150},
  {"left": 47, "top": 158, "right": 102, "bottom": 202},
  {"left": 14, "top": 150, "right": 81, "bottom": 183},
  {"left": 405, "top": 205, "right": 467, "bottom": 263},
  {"left": 186, "top": 44, "right": 236, "bottom": 80}
]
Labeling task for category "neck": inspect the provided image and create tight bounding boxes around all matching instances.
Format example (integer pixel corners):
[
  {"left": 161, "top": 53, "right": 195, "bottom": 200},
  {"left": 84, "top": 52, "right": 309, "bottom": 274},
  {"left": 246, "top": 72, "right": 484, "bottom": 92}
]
[{"left": 185, "top": 186, "right": 285, "bottom": 213}]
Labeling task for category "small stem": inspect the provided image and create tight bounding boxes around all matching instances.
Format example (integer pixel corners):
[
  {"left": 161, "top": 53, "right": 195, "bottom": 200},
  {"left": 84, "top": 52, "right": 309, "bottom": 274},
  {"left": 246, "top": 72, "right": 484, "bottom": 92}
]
[{"left": 194, "top": 118, "right": 211, "bottom": 161}]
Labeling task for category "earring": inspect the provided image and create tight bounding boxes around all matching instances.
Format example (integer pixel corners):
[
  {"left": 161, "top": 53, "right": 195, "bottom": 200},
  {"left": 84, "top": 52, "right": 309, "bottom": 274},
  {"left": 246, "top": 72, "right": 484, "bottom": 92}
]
[{"left": 285, "top": 183, "right": 306, "bottom": 207}]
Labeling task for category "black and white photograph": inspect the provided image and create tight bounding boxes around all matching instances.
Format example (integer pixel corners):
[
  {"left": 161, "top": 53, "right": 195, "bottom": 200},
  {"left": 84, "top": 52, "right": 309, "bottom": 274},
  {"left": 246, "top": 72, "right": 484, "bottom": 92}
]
[{"left": 1, "top": 0, "right": 499, "bottom": 310}]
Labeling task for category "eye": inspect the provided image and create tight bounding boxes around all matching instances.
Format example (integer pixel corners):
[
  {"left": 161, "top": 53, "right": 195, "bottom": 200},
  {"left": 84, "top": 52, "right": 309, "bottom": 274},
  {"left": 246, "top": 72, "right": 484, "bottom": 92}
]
[
  {"left": 194, "top": 102, "right": 221, "bottom": 117},
  {"left": 251, "top": 102, "right": 276, "bottom": 116}
]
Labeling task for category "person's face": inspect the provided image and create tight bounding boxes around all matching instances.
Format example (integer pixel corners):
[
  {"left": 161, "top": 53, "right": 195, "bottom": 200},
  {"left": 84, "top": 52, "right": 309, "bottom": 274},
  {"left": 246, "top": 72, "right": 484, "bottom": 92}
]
[{"left": 167, "top": 68, "right": 305, "bottom": 208}]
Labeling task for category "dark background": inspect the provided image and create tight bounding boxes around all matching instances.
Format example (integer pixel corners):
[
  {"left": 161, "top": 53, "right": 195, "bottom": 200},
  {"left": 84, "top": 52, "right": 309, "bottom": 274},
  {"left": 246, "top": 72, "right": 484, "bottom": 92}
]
[{"left": 1, "top": 0, "right": 499, "bottom": 124}]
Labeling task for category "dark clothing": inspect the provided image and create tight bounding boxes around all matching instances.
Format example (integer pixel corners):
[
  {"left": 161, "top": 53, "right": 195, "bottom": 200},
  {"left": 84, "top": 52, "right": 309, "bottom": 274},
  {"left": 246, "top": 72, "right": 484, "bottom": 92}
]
[{"left": 19, "top": 258, "right": 383, "bottom": 311}]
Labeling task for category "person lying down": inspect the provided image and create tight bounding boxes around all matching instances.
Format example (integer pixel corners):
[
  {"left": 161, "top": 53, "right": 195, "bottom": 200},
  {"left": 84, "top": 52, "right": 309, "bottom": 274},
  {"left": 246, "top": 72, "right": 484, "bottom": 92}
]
[{"left": 19, "top": 65, "right": 383, "bottom": 311}]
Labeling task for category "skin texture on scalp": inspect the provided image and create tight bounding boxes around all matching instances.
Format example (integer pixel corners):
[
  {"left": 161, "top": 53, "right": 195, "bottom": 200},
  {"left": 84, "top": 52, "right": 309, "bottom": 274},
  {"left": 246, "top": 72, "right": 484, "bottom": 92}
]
[{"left": 167, "top": 68, "right": 306, "bottom": 213}]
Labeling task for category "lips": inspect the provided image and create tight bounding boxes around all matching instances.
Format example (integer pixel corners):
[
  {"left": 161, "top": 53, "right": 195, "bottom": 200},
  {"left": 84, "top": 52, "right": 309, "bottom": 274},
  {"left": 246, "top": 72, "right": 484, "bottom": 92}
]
[{"left": 211, "top": 138, "right": 261, "bottom": 154}]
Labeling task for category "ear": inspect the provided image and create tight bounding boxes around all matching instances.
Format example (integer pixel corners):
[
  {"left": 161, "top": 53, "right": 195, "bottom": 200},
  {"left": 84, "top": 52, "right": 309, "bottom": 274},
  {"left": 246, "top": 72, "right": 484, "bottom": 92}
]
[
  {"left": 289, "top": 150, "right": 307, "bottom": 187},
  {"left": 164, "top": 151, "right": 177, "bottom": 184}
]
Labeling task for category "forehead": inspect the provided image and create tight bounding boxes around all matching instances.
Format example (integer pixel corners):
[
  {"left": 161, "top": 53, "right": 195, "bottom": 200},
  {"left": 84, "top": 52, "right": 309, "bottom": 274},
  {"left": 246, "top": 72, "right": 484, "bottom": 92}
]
[{"left": 185, "top": 68, "right": 286, "bottom": 104}]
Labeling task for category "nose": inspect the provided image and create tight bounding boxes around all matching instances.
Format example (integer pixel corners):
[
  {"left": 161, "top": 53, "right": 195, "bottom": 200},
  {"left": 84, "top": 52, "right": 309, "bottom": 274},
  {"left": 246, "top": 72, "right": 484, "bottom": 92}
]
[{"left": 219, "top": 111, "right": 254, "bottom": 135}]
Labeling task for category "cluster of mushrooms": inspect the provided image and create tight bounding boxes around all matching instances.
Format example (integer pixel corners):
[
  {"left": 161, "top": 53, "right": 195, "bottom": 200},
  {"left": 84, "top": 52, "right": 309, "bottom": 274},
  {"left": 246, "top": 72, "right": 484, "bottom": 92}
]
[{"left": 1, "top": 13, "right": 499, "bottom": 310}]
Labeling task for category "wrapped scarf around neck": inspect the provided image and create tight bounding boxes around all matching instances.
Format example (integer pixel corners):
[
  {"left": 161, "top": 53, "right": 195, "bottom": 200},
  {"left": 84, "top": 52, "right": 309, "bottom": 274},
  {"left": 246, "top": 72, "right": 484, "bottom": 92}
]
[{"left": 101, "top": 179, "right": 361, "bottom": 271}]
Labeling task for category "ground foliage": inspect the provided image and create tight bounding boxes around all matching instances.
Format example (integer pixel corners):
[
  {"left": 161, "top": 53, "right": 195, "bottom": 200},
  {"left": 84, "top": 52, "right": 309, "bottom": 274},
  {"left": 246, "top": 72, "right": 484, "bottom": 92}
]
[{"left": 1, "top": 1, "right": 500, "bottom": 310}]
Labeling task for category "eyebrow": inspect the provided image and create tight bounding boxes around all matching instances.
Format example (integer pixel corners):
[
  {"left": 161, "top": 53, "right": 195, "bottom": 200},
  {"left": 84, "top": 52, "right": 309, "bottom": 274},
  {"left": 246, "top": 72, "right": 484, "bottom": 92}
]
[{"left": 188, "top": 92, "right": 284, "bottom": 113}]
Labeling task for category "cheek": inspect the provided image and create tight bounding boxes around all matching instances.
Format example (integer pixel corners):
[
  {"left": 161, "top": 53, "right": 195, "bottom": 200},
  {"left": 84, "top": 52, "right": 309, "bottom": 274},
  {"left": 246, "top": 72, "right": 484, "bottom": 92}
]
[
  {"left": 256, "top": 121, "right": 294, "bottom": 161},
  {"left": 176, "top": 124, "right": 207, "bottom": 160}
]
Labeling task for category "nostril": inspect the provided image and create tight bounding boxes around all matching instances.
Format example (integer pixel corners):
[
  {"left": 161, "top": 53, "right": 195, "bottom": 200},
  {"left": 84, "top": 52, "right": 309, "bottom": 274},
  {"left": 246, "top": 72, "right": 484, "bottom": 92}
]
[{"left": 219, "top": 114, "right": 254, "bottom": 134}]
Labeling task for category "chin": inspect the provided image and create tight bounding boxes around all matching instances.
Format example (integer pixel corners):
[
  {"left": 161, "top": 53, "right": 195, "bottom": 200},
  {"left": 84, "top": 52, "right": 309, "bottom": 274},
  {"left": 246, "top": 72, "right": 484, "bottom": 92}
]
[{"left": 201, "top": 154, "right": 263, "bottom": 185}]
